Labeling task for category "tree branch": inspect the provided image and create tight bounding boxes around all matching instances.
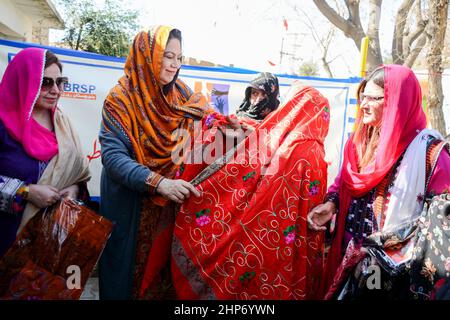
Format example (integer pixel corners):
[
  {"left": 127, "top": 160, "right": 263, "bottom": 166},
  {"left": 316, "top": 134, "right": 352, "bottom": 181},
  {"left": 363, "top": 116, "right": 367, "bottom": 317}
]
[
  {"left": 345, "top": 0, "right": 362, "bottom": 29},
  {"left": 75, "top": 24, "right": 84, "bottom": 51},
  {"left": 404, "top": 20, "right": 427, "bottom": 56},
  {"left": 313, "top": 0, "right": 365, "bottom": 45},
  {"left": 425, "top": 0, "right": 448, "bottom": 135},
  {"left": 404, "top": 32, "right": 427, "bottom": 67},
  {"left": 366, "top": 0, "right": 383, "bottom": 69},
  {"left": 294, "top": 5, "right": 336, "bottom": 77},
  {"left": 403, "top": 0, "right": 426, "bottom": 59}
]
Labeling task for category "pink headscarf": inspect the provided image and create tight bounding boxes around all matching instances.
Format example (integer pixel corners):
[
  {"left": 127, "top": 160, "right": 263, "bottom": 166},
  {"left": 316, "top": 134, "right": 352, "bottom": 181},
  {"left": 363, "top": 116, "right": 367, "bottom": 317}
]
[
  {"left": 322, "top": 64, "right": 427, "bottom": 296},
  {"left": 341, "top": 64, "right": 427, "bottom": 196},
  {"left": 0, "top": 47, "right": 58, "bottom": 161}
]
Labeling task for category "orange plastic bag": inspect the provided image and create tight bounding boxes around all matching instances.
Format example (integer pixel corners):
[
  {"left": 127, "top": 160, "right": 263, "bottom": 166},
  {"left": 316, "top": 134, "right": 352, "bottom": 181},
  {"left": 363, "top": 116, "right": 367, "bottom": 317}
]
[{"left": 0, "top": 199, "right": 113, "bottom": 300}]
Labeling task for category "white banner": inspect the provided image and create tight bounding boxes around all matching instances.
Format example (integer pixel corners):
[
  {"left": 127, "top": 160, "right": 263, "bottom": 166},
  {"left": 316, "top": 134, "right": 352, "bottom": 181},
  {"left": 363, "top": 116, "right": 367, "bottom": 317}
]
[{"left": 0, "top": 39, "right": 359, "bottom": 198}]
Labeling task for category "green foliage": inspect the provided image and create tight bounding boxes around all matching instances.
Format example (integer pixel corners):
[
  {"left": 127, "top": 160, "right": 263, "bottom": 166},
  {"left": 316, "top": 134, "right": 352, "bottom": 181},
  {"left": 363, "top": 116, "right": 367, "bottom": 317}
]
[
  {"left": 298, "top": 61, "right": 319, "bottom": 77},
  {"left": 56, "top": 0, "right": 139, "bottom": 57}
]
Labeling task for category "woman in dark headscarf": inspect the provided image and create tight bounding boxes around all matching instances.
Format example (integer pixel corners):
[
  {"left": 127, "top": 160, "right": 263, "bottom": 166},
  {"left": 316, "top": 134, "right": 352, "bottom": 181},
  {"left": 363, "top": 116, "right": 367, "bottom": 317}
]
[{"left": 236, "top": 72, "right": 280, "bottom": 121}]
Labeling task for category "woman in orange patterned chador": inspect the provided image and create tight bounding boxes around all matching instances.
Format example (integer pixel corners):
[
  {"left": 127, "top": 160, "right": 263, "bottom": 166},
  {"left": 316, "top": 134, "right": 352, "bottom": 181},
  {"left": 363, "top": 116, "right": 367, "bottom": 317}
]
[{"left": 98, "top": 26, "right": 214, "bottom": 300}]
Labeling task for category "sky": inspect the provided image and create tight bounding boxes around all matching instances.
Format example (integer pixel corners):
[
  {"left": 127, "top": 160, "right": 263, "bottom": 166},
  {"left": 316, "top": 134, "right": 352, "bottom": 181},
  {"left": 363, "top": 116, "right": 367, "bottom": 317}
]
[
  {"left": 126, "top": 0, "right": 401, "bottom": 77},
  {"left": 51, "top": 0, "right": 403, "bottom": 77}
]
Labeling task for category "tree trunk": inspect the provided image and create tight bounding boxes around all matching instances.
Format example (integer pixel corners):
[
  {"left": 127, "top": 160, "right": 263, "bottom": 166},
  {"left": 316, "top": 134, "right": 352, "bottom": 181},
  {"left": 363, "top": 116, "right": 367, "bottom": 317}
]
[
  {"left": 75, "top": 24, "right": 84, "bottom": 51},
  {"left": 313, "top": 0, "right": 428, "bottom": 71},
  {"left": 366, "top": 0, "right": 383, "bottom": 71},
  {"left": 392, "top": 0, "right": 428, "bottom": 68},
  {"left": 392, "top": 0, "right": 415, "bottom": 64},
  {"left": 426, "top": 0, "right": 448, "bottom": 136}
]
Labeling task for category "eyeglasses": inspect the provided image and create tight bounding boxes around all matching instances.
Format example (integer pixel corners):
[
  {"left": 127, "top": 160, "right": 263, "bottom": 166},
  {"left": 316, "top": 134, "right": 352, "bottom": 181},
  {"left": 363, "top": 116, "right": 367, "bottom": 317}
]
[
  {"left": 41, "top": 77, "right": 68, "bottom": 91},
  {"left": 360, "top": 93, "right": 384, "bottom": 102}
]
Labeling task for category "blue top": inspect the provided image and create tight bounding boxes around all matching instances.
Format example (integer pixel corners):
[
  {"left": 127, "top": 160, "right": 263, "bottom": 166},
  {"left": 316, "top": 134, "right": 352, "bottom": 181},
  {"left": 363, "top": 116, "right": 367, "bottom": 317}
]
[{"left": 98, "top": 122, "right": 151, "bottom": 299}]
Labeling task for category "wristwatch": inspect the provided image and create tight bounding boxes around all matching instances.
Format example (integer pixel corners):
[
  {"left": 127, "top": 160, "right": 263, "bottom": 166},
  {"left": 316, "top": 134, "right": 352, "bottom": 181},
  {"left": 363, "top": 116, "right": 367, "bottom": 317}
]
[{"left": 145, "top": 172, "right": 164, "bottom": 194}]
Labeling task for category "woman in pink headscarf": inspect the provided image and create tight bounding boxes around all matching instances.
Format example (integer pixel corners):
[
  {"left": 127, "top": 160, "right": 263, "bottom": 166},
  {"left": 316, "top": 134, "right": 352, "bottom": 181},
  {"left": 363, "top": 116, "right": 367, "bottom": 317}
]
[
  {"left": 0, "top": 48, "right": 90, "bottom": 258},
  {"left": 307, "top": 65, "right": 450, "bottom": 300}
]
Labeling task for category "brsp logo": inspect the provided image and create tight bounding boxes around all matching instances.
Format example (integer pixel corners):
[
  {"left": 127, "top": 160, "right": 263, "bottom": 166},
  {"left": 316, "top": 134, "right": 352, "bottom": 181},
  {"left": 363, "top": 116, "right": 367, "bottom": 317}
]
[
  {"left": 62, "top": 82, "right": 97, "bottom": 100},
  {"left": 64, "top": 82, "right": 96, "bottom": 94}
]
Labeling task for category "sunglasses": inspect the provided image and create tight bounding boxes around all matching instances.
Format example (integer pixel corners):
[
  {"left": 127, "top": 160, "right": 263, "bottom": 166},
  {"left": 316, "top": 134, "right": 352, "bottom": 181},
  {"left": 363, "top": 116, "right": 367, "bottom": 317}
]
[{"left": 41, "top": 77, "right": 69, "bottom": 91}]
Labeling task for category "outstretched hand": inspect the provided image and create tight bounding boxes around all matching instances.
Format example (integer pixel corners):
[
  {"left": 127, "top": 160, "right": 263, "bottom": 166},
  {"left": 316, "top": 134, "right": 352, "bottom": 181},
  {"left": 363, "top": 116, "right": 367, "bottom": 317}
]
[
  {"left": 218, "top": 116, "right": 253, "bottom": 140},
  {"left": 307, "top": 201, "right": 336, "bottom": 231},
  {"left": 156, "top": 178, "right": 201, "bottom": 204}
]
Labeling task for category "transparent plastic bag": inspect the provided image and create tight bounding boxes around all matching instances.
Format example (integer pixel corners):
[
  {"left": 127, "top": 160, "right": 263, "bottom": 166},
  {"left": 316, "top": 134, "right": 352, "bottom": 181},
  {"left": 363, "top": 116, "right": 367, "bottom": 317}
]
[{"left": 0, "top": 199, "right": 113, "bottom": 300}]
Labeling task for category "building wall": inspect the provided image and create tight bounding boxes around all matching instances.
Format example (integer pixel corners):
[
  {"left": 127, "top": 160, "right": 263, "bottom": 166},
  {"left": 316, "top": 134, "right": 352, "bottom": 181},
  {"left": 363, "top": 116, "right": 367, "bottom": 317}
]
[
  {"left": 0, "top": 0, "right": 63, "bottom": 45},
  {"left": 0, "top": 0, "right": 33, "bottom": 42}
]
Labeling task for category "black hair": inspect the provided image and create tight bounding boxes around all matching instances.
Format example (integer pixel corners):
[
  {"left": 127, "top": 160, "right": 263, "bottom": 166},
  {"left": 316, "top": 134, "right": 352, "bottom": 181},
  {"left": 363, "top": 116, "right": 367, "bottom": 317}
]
[
  {"left": 163, "top": 29, "right": 182, "bottom": 95},
  {"left": 357, "top": 66, "right": 384, "bottom": 101},
  {"left": 168, "top": 28, "right": 182, "bottom": 44},
  {"left": 45, "top": 50, "right": 62, "bottom": 72}
]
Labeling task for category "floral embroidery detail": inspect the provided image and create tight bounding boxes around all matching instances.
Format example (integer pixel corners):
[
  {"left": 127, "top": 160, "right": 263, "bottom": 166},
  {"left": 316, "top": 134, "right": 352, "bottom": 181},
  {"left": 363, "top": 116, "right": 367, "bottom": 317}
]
[
  {"left": 204, "top": 114, "right": 216, "bottom": 128},
  {"left": 420, "top": 258, "right": 437, "bottom": 282},
  {"left": 239, "top": 271, "right": 256, "bottom": 284},
  {"left": 195, "top": 209, "right": 211, "bottom": 227},
  {"left": 410, "top": 193, "right": 450, "bottom": 300},
  {"left": 432, "top": 226, "right": 443, "bottom": 246},
  {"left": 283, "top": 225, "right": 296, "bottom": 244},
  {"left": 243, "top": 171, "right": 256, "bottom": 182},
  {"left": 322, "top": 107, "right": 330, "bottom": 122},
  {"left": 445, "top": 258, "right": 450, "bottom": 272},
  {"left": 203, "top": 112, "right": 229, "bottom": 130},
  {"left": 309, "top": 180, "right": 320, "bottom": 196}
]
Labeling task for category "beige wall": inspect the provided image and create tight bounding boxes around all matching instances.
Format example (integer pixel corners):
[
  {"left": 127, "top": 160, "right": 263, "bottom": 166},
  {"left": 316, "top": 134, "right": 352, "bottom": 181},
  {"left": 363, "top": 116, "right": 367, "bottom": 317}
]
[
  {"left": 0, "top": 0, "right": 33, "bottom": 42},
  {"left": 0, "top": 0, "right": 63, "bottom": 45}
]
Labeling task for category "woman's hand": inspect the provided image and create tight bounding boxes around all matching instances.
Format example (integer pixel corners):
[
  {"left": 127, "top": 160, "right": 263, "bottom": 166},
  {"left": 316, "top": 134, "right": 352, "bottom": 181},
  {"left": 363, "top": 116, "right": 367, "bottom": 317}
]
[
  {"left": 307, "top": 201, "right": 337, "bottom": 231},
  {"left": 27, "top": 184, "right": 61, "bottom": 208},
  {"left": 219, "top": 116, "right": 252, "bottom": 141},
  {"left": 59, "top": 184, "right": 80, "bottom": 200},
  {"left": 156, "top": 179, "right": 201, "bottom": 204},
  {"left": 225, "top": 116, "right": 243, "bottom": 130}
]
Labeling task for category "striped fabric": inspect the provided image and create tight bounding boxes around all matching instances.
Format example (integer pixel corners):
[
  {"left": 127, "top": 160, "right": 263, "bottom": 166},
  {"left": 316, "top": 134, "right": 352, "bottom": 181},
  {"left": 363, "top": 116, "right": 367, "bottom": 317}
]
[{"left": 0, "top": 175, "right": 23, "bottom": 214}]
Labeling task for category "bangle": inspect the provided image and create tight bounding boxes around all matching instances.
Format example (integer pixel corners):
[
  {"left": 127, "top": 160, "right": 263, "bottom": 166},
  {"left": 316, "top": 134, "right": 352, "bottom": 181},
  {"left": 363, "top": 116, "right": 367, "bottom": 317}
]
[{"left": 17, "top": 184, "right": 30, "bottom": 201}]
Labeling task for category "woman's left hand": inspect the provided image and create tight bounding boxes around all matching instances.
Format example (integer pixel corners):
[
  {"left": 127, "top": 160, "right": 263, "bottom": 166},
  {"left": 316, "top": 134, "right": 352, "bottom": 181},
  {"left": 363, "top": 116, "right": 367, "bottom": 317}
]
[
  {"left": 226, "top": 115, "right": 253, "bottom": 131},
  {"left": 219, "top": 116, "right": 253, "bottom": 140},
  {"left": 59, "top": 184, "right": 79, "bottom": 200}
]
